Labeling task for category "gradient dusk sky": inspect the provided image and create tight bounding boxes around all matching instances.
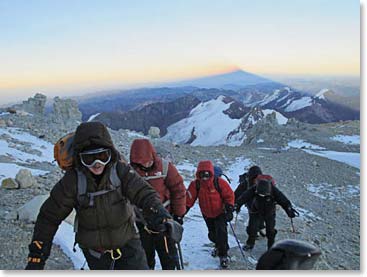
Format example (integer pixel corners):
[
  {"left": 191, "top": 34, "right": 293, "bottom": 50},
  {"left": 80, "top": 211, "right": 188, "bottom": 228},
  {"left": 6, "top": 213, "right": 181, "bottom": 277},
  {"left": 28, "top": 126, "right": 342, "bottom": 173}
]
[{"left": 0, "top": 0, "right": 360, "bottom": 103}]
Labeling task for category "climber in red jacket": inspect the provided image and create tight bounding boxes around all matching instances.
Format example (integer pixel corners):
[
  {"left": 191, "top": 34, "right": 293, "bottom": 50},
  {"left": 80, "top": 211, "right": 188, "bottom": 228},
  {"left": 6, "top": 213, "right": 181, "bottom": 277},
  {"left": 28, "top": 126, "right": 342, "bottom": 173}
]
[{"left": 186, "top": 160, "right": 234, "bottom": 268}]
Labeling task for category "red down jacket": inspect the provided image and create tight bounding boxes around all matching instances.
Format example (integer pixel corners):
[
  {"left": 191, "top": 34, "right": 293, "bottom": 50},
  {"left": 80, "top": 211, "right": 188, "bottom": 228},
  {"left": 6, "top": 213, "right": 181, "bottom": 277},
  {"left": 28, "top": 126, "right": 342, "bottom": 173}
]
[
  {"left": 130, "top": 139, "right": 186, "bottom": 217},
  {"left": 186, "top": 160, "right": 234, "bottom": 218}
]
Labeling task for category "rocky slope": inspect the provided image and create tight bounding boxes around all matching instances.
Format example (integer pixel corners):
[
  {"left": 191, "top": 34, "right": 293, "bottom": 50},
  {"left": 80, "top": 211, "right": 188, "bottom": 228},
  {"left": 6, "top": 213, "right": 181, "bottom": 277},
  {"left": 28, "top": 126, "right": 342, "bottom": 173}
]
[{"left": 0, "top": 95, "right": 360, "bottom": 270}]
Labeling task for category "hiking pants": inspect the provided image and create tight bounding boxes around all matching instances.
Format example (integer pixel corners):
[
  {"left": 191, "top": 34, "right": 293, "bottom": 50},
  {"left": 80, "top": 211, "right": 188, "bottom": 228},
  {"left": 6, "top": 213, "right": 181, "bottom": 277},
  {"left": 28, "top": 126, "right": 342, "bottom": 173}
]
[
  {"left": 246, "top": 213, "right": 277, "bottom": 249},
  {"left": 82, "top": 238, "right": 149, "bottom": 270},
  {"left": 204, "top": 213, "right": 229, "bottom": 257},
  {"left": 139, "top": 226, "right": 179, "bottom": 270}
]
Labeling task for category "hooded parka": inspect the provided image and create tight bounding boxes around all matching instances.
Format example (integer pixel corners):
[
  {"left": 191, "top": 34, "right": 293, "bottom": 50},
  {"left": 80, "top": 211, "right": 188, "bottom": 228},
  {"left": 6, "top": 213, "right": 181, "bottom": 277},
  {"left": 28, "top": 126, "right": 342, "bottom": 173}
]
[
  {"left": 31, "top": 122, "right": 162, "bottom": 251},
  {"left": 186, "top": 160, "right": 234, "bottom": 218},
  {"left": 130, "top": 139, "right": 186, "bottom": 217}
]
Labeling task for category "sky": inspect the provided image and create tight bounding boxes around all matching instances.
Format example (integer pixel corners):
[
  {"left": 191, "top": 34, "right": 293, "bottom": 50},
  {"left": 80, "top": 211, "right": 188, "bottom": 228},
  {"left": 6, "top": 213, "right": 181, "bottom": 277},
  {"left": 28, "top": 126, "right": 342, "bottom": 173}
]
[{"left": 0, "top": 0, "right": 361, "bottom": 104}]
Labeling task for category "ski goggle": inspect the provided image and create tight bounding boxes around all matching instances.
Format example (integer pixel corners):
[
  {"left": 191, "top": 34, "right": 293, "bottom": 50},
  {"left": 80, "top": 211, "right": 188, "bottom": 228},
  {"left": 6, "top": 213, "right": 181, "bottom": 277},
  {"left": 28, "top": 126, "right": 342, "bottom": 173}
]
[
  {"left": 198, "top": 171, "right": 211, "bottom": 180},
  {"left": 80, "top": 148, "right": 111, "bottom": 168}
]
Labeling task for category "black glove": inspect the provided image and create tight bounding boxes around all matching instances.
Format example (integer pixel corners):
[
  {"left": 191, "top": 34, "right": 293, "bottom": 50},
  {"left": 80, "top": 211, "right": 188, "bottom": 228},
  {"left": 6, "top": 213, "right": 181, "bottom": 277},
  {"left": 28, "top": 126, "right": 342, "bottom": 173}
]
[
  {"left": 173, "top": 214, "right": 184, "bottom": 225},
  {"left": 234, "top": 203, "right": 241, "bottom": 213},
  {"left": 286, "top": 206, "right": 297, "bottom": 218},
  {"left": 225, "top": 204, "right": 234, "bottom": 222},
  {"left": 25, "top": 241, "right": 51, "bottom": 270},
  {"left": 165, "top": 220, "right": 184, "bottom": 243},
  {"left": 145, "top": 205, "right": 173, "bottom": 232}
]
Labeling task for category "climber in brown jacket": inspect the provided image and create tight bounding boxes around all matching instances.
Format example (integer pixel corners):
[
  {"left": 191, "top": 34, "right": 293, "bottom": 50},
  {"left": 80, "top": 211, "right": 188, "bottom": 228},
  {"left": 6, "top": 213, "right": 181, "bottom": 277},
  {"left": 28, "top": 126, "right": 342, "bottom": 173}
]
[
  {"left": 130, "top": 138, "right": 186, "bottom": 270},
  {"left": 25, "top": 122, "right": 175, "bottom": 270}
]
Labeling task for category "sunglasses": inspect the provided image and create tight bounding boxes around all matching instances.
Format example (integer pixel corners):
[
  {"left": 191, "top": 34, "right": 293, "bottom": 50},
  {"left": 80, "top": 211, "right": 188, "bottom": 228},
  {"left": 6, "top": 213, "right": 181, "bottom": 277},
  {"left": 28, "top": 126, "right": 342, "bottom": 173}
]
[
  {"left": 199, "top": 171, "right": 211, "bottom": 179},
  {"left": 80, "top": 148, "right": 111, "bottom": 168}
]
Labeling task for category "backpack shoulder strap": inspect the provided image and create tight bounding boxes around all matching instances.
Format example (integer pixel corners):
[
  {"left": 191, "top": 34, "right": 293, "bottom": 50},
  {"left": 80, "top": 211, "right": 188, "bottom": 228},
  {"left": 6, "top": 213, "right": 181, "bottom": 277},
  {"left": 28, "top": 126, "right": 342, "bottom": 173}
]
[
  {"left": 76, "top": 169, "right": 87, "bottom": 204},
  {"left": 109, "top": 162, "right": 121, "bottom": 188},
  {"left": 214, "top": 176, "right": 222, "bottom": 194},
  {"left": 162, "top": 159, "right": 169, "bottom": 177}
]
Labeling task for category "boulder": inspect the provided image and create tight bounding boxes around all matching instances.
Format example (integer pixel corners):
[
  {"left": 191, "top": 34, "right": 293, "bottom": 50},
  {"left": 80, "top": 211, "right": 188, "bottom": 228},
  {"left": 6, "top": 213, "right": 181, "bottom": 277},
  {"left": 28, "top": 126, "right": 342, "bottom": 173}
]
[
  {"left": 1, "top": 178, "right": 19, "bottom": 189},
  {"left": 52, "top": 97, "right": 82, "bottom": 123},
  {"left": 15, "top": 169, "right": 38, "bottom": 189},
  {"left": 148, "top": 126, "right": 161, "bottom": 139},
  {"left": 12, "top": 93, "right": 47, "bottom": 115},
  {"left": 17, "top": 195, "right": 49, "bottom": 222}
]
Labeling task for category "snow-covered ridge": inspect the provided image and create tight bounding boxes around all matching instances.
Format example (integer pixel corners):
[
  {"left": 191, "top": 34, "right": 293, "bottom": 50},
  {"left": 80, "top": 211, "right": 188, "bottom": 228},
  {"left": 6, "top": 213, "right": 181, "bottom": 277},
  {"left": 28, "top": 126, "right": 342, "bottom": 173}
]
[
  {"left": 163, "top": 96, "right": 289, "bottom": 147},
  {"left": 283, "top": 96, "right": 313, "bottom": 112},
  {"left": 315, "top": 88, "right": 329, "bottom": 100},
  {"left": 163, "top": 96, "right": 242, "bottom": 146}
]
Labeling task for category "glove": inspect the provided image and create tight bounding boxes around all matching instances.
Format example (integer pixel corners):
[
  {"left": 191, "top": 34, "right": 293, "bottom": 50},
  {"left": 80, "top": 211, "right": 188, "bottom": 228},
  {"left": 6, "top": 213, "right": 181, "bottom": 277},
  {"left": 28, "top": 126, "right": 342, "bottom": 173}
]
[
  {"left": 173, "top": 214, "right": 184, "bottom": 225},
  {"left": 225, "top": 204, "right": 234, "bottom": 222},
  {"left": 25, "top": 240, "right": 51, "bottom": 270},
  {"left": 234, "top": 203, "right": 241, "bottom": 213},
  {"left": 165, "top": 220, "right": 184, "bottom": 243},
  {"left": 286, "top": 206, "right": 297, "bottom": 218},
  {"left": 145, "top": 205, "right": 173, "bottom": 232}
]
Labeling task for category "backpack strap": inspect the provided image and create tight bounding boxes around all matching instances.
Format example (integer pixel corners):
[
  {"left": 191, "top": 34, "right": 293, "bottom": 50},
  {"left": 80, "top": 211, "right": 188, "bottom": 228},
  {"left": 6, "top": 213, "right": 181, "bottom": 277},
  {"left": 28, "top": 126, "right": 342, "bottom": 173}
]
[
  {"left": 195, "top": 177, "right": 222, "bottom": 194},
  {"left": 76, "top": 163, "right": 121, "bottom": 207},
  {"left": 143, "top": 159, "right": 169, "bottom": 181}
]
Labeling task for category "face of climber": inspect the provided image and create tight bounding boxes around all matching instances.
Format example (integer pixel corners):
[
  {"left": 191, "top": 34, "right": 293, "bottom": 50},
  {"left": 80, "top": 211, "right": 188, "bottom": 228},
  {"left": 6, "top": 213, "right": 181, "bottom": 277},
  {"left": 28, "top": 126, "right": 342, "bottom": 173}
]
[{"left": 80, "top": 148, "right": 111, "bottom": 175}]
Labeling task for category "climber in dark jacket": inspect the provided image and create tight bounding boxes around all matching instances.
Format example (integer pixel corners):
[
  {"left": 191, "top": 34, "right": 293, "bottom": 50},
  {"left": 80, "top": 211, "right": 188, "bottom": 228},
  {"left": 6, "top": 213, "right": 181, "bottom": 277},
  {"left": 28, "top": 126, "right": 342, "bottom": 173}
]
[
  {"left": 235, "top": 174, "right": 297, "bottom": 251},
  {"left": 234, "top": 166, "right": 266, "bottom": 236},
  {"left": 25, "top": 122, "right": 175, "bottom": 270}
]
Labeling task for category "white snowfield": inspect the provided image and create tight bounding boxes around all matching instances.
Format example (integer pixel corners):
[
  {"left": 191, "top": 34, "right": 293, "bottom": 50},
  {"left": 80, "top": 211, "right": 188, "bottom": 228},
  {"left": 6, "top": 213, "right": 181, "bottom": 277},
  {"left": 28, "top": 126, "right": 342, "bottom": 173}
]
[
  {"left": 285, "top": 139, "right": 360, "bottom": 170},
  {"left": 331, "top": 135, "right": 360, "bottom": 145},
  {"left": 164, "top": 96, "right": 289, "bottom": 147},
  {"left": 283, "top": 96, "right": 313, "bottom": 112},
  {"left": 164, "top": 96, "right": 242, "bottom": 146},
  {"left": 0, "top": 127, "right": 55, "bottom": 183}
]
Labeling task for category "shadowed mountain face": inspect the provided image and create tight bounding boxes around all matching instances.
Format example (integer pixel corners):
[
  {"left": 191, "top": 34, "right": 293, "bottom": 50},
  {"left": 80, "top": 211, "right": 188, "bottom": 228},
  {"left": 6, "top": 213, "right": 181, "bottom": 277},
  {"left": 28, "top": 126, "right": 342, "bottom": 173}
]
[
  {"left": 95, "top": 94, "right": 201, "bottom": 136},
  {"left": 162, "top": 70, "right": 275, "bottom": 89}
]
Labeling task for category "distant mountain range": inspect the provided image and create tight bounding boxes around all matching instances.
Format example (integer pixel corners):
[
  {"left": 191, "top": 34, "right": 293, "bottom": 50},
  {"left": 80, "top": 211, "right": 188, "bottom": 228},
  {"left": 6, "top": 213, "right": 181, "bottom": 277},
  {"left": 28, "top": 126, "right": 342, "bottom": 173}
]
[{"left": 77, "top": 69, "right": 359, "bottom": 145}]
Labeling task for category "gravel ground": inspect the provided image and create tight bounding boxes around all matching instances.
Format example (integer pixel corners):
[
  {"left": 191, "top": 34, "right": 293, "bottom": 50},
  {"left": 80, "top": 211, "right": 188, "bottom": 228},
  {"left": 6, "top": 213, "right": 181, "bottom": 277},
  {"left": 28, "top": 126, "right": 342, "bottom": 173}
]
[{"left": 0, "top": 118, "right": 360, "bottom": 270}]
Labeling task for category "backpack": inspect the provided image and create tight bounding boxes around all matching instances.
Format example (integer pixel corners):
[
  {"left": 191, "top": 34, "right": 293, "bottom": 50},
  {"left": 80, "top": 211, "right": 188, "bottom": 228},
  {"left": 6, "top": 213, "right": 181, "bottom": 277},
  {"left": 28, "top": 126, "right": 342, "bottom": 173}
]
[
  {"left": 214, "top": 165, "right": 231, "bottom": 184},
  {"left": 54, "top": 132, "right": 128, "bottom": 171},
  {"left": 54, "top": 132, "right": 75, "bottom": 171},
  {"left": 255, "top": 175, "right": 275, "bottom": 196}
]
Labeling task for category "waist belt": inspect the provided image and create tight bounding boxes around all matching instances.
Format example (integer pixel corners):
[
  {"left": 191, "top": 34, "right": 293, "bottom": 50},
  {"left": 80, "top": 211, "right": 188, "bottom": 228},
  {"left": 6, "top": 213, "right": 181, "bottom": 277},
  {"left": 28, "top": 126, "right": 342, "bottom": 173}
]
[{"left": 88, "top": 248, "right": 122, "bottom": 260}]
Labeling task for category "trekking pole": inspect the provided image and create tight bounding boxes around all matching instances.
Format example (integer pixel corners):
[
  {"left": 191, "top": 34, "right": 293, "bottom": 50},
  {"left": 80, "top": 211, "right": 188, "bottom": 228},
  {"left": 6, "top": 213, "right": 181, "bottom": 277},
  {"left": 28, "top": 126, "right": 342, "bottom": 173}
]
[
  {"left": 80, "top": 259, "right": 87, "bottom": 270},
  {"left": 176, "top": 242, "right": 185, "bottom": 270},
  {"left": 290, "top": 218, "right": 296, "bottom": 233},
  {"left": 228, "top": 222, "right": 248, "bottom": 269},
  {"left": 233, "top": 212, "right": 239, "bottom": 232}
]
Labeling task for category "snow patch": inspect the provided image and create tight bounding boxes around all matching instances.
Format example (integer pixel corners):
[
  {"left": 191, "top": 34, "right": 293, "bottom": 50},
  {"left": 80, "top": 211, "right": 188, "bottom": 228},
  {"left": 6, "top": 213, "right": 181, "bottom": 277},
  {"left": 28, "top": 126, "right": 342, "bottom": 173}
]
[
  {"left": 284, "top": 97, "right": 312, "bottom": 112},
  {"left": 315, "top": 89, "right": 329, "bottom": 100},
  {"left": 87, "top": 113, "right": 101, "bottom": 122},
  {"left": 331, "top": 135, "right": 360, "bottom": 145},
  {"left": 287, "top": 139, "right": 325, "bottom": 150},
  {"left": 53, "top": 222, "right": 89, "bottom": 269},
  {"left": 303, "top": 149, "right": 360, "bottom": 169},
  {"left": 0, "top": 162, "right": 49, "bottom": 183},
  {"left": 263, "top": 109, "right": 288, "bottom": 125}
]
